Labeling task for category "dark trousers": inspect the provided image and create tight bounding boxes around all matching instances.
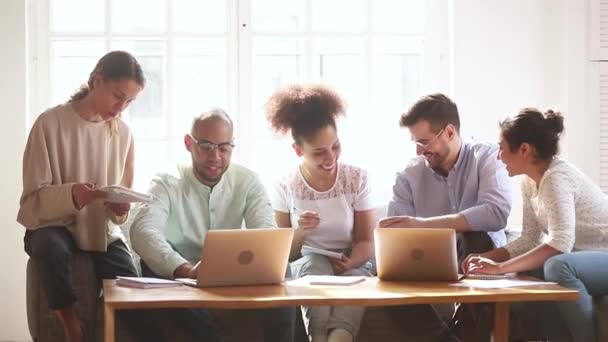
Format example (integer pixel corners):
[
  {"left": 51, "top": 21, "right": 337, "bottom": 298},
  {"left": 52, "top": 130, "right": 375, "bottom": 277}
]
[
  {"left": 141, "top": 258, "right": 296, "bottom": 342},
  {"left": 24, "top": 226, "right": 163, "bottom": 341},
  {"left": 386, "top": 231, "right": 495, "bottom": 342},
  {"left": 456, "top": 231, "right": 495, "bottom": 265}
]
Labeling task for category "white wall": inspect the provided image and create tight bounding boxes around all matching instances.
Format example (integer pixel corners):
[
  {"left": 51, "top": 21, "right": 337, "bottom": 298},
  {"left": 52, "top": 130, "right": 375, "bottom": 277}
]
[
  {"left": 0, "top": 0, "right": 29, "bottom": 340},
  {"left": 0, "top": 0, "right": 594, "bottom": 340},
  {"left": 449, "top": 0, "right": 589, "bottom": 229}
]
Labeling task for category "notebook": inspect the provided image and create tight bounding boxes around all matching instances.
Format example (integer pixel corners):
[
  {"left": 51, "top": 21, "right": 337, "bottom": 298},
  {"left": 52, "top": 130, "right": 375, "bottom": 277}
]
[
  {"left": 301, "top": 245, "right": 344, "bottom": 259},
  {"left": 116, "top": 276, "right": 182, "bottom": 289},
  {"left": 189, "top": 228, "right": 294, "bottom": 287},
  {"left": 99, "top": 185, "right": 154, "bottom": 204}
]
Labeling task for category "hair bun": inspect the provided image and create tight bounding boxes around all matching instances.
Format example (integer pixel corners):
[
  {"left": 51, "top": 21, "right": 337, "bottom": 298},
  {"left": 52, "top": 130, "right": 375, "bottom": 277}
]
[{"left": 543, "top": 109, "right": 564, "bottom": 135}]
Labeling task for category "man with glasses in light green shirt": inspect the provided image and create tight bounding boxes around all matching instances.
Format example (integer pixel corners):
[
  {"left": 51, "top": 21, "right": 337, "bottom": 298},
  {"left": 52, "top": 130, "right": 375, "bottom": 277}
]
[{"left": 130, "top": 108, "right": 295, "bottom": 342}]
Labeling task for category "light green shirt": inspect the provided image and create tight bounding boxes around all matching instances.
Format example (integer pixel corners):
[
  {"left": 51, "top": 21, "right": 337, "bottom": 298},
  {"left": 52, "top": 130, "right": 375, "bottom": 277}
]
[{"left": 130, "top": 163, "right": 276, "bottom": 278}]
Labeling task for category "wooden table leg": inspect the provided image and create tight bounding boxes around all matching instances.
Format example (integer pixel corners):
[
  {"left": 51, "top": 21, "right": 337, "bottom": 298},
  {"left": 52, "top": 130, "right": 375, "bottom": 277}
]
[
  {"left": 493, "top": 302, "right": 509, "bottom": 342},
  {"left": 104, "top": 304, "right": 115, "bottom": 342}
]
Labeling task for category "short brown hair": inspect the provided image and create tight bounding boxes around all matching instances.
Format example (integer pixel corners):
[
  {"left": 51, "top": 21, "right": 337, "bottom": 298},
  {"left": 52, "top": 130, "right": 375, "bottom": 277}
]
[
  {"left": 400, "top": 93, "right": 460, "bottom": 133},
  {"left": 265, "top": 83, "right": 345, "bottom": 144},
  {"left": 500, "top": 108, "right": 564, "bottom": 161}
]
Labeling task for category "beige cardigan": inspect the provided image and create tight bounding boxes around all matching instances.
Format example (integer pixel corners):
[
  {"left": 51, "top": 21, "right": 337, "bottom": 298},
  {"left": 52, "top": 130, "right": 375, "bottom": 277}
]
[{"left": 17, "top": 104, "right": 134, "bottom": 251}]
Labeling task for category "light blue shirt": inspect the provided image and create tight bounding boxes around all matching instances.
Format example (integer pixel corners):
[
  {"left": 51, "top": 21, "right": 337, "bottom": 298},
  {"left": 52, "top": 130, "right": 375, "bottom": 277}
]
[
  {"left": 130, "top": 163, "right": 276, "bottom": 278},
  {"left": 387, "top": 141, "right": 512, "bottom": 247}
]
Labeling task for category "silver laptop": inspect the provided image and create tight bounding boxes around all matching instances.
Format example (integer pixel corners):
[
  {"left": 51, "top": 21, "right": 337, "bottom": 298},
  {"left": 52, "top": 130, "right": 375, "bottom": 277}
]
[
  {"left": 374, "top": 228, "right": 459, "bottom": 281},
  {"left": 191, "top": 228, "right": 294, "bottom": 287}
]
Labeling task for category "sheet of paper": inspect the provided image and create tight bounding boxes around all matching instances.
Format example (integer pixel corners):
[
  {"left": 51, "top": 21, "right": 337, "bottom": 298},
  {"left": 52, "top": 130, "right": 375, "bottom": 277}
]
[
  {"left": 449, "top": 279, "right": 556, "bottom": 288},
  {"left": 287, "top": 275, "right": 366, "bottom": 286},
  {"left": 99, "top": 186, "right": 154, "bottom": 204}
]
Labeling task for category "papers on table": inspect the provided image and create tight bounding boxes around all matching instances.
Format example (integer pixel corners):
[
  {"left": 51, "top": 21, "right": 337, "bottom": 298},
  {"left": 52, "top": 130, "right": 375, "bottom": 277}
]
[
  {"left": 459, "top": 272, "right": 517, "bottom": 280},
  {"left": 450, "top": 279, "right": 556, "bottom": 289},
  {"left": 116, "top": 276, "right": 182, "bottom": 289},
  {"left": 287, "top": 275, "right": 366, "bottom": 286}
]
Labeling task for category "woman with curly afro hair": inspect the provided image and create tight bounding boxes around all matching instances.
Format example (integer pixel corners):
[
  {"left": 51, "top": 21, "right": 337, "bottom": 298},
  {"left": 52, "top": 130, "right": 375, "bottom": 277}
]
[{"left": 265, "top": 83, "right": 376, "bottom": 342}]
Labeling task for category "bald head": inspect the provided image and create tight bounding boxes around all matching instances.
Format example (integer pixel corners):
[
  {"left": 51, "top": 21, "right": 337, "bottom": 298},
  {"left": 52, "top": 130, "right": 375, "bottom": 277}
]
[{"left": 191, "top": 107, "right": 234, "bottom": 134}]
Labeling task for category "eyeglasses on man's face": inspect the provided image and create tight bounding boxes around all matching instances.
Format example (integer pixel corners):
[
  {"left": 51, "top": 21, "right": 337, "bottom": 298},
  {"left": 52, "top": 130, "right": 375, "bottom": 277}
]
[
  {"left": 414, "top": 126, "right": 446, "bottom": 149},
  {"left": 188, "top": 134, "right": 235, "bottom": 154}
]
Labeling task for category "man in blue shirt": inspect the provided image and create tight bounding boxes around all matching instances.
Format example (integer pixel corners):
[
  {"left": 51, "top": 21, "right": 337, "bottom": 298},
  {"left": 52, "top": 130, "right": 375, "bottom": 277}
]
[
  {"left": 379, "top": 94, "right": 512, "bottom": 342},
  {"left": 380, "top": 93, "right": 512, "bottom": 261},
  {"left": 130, "top": 108, "right": 295, "bottom": 342}
]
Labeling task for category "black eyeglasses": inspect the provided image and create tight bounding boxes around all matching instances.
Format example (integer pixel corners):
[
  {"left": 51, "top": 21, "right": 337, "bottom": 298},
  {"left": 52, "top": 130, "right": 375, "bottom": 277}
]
[{"left": 188, "top": 134, "right": 235, "bottom": 154}]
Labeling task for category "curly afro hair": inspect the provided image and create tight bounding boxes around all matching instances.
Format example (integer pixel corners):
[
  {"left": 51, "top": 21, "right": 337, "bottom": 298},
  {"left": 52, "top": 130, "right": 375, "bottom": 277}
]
[{"left": 265, "top": 83, "right": 346, "bottom": 144}]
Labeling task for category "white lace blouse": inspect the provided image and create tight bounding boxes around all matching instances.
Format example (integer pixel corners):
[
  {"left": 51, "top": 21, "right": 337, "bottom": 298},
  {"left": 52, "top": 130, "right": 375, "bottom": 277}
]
[{"left": 271, "top": 163, "right": 376, "bottom": 250}]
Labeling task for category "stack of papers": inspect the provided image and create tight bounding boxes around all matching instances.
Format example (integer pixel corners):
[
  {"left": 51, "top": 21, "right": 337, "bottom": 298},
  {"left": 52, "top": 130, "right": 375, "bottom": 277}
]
[
  {"left": 116, "top": 276, "right": 182, "bottom": 289},
  {"left": 289, "top": 275, "right": 366, "bottom": 286},
  {"left": 460, "top": 273, "right": 517, "bottom": 280},
  {"left": 301, "top": 245, "right": 344, "bottom": 259},
  {"left": 99, "top": 186, "right": 154, "bottom": 204},
  {"left": 450, "top": 279, "right": 556, "bottom": 288}
]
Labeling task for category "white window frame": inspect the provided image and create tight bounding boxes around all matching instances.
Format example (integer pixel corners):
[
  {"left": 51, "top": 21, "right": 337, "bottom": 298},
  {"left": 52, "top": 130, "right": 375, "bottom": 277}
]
[{"left": 28, "top": 0, "right": 450, "bottom": 198}]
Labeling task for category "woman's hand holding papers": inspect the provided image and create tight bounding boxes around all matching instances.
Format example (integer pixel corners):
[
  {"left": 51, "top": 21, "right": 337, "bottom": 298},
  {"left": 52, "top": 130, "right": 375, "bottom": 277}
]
[
  {"left": 72, "top": 183, "right": 107, "bottom": 210},
  {"left": 105, "top": 202, "right": 131, "bottom": 216},
  {"left": 330, "top": 254, "right": 353, "bottom": 275}
]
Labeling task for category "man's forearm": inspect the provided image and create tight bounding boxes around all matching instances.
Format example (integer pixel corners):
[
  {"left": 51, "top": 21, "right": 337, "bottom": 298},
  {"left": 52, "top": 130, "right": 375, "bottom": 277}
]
[{"left": 420, "top": 213, "right": 471, "bottom": 232}]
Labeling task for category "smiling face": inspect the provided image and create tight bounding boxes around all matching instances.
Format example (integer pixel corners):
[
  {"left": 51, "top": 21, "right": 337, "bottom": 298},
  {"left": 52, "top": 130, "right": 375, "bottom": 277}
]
[
  {"left": 408, "top": 119, "right": 453, "bottom": 170},
  {"left": 184, "top": 117, "right": 234, "bottom": 187},
  {"left": 294, "top": 124, "right": 341, "bottom": 176},
  {"left": 498, "top": 134, "right": 528, "bottom": 177},
  {"left": 90, "top": 76, "right": 142, "bottom": 121}
]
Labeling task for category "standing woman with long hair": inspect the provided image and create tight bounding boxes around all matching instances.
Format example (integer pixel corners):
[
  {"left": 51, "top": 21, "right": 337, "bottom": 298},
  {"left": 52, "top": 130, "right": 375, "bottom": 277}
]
[{"left": 18, "top": 51, "right": 146, "bottom": 342}]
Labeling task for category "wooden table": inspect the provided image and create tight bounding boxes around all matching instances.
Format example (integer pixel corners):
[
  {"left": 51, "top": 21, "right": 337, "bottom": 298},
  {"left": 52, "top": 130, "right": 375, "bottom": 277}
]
[{"left": 103, "top": 277, "right": 578, "bottom": 342}]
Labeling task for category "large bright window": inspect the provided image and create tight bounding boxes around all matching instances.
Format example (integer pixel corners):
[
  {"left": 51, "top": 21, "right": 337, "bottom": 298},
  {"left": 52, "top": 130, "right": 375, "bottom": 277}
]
[{"left": 30, "top": 0, "right": 447, "bottom": 202}]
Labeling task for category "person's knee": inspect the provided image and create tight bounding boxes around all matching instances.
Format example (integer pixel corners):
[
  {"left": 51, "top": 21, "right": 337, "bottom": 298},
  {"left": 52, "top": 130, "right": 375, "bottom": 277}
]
[
  {"left": 27, "top": 227, "right": 73, "bottom": 262},
  {"left": 544, "top": 255, "right": 575, "bottom": 283},
  {"left": 298, "top": 254, "right": 333, "bottom": 275}
]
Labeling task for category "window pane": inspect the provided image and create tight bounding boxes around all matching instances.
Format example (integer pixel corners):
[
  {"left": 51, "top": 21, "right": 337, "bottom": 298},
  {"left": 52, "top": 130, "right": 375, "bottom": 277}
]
[
  {"left": 172, "top": 39, "right": 227, "bottom": 136},
  {"left": 372, "top": 0, "right": 426, "bottom": 34},
  {"left": 112, "top": 41, "right": 166, "bottom": 138},
  {"left": 112, "top": 0, "right": 165, "bottom": 33},
  {"left": 174, "top": 0, "right": 225, "bottom": 33},
  {"left": 51, "top": 41, "right": 105, "bottom": 104},
  {"left": 132, "top": 140, "right": 170, "bottom": 192},
  {"left": 252, "top": 39, "right": 303, "bottom": 137},
  {"left": 372, "top": 37, "right": 425, "bottom": 110},
  {"left": 244, "top": 138, "right": 299, "bottom": 188},
  {"left": 252, "top": 0, "right": 306, "bottom": 32},
  {"left": 312, "top": 39, "right": 366, "bottom": 114},
  {"left": 52, "top": 0, "right": 105, "bottom": 33},
  {"left": 311, "top": 0, "right": 366, "bottom": 32}
]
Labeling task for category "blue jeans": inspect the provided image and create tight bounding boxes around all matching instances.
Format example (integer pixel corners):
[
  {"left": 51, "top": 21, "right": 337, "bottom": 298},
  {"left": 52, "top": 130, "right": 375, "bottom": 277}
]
[
  {"left": 542, "top": 251, "right": 608, "bottom": 342},
  {"left": 457, "top": 251, "right": 608, "bottom": 342}
]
